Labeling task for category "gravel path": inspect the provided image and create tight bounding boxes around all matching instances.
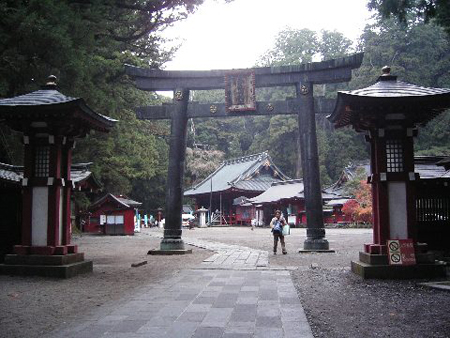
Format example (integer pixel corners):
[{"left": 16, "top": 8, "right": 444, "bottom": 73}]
[{"left": 1, "top": 227, "right": 449, "bottom": 338}]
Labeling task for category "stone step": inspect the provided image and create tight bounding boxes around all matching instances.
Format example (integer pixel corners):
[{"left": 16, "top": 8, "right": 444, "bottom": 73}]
[{"left": 4, "top": 253, "right": 86, "bottom": 266}]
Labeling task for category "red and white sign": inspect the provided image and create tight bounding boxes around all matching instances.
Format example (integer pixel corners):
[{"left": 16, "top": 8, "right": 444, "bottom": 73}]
[{"left": 387, "top": 239, "right": 416, "bottom": 265}]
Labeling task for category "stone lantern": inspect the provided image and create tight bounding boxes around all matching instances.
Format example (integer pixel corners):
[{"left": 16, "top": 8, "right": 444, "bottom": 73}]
[
  {"left": 0, "top": 76, "right": 115, "bottom": 278},
  {"left": 328, "top": 67, "right": 450, "bottom": 278},
  {"left": 196, "top": 206, "right": 208, "bottom": 227}
]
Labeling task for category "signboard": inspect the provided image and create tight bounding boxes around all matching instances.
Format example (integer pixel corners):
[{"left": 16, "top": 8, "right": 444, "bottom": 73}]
[
  {"left": 225, "top": 71, "right": 256, "bottom": 112},
  {"left": 387, "top": 239, "right": 416, "bottom": 265},
  {"left": 100, "top": 215, "right": 106, "bottom": 225}
]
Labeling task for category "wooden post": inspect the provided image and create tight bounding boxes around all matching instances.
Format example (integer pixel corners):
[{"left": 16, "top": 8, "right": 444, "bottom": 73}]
[
  {"left": 297, "top": 82, "right": 330, "bottom": 251},
  {"left": 160, "top": 88, "right": 189, "bottom": 251}
]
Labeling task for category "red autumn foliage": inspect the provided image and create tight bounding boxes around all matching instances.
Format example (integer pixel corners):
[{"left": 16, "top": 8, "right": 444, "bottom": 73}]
[{"left": 342, "top": 179, "right": 373, "bottom": 224}]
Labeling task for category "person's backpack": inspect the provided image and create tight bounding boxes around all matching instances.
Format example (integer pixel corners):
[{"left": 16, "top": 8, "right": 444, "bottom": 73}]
[{"left": 272, "top": 220, "right": 282, "bottom": 233}]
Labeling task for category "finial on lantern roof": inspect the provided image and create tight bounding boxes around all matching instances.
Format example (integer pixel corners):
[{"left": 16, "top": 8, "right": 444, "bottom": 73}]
[
  {"left": 381, "top": 66, "right": 391, "bottom": 76},
  {"left": 43, "top": 75, "right": 57, "bottom": 89},
  {"left": 378, "top": 66, "right": 396, "bottom": 82}
]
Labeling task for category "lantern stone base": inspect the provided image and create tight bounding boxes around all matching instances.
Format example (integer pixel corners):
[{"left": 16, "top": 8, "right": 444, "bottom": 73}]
[
  {"left": 352, "top": 252, "right": 447, "bottom": 279},
  {"left": 0, "top": 253, "right": 92, "bottom": 278},
  {"left": 302, "top": 238, "right": 332, "bottom": 251},
  {"left": 160, "top": 238, "right": 186, "bottom": 251}
]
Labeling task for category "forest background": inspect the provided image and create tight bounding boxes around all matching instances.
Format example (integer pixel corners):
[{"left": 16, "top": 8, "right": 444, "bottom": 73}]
[{"left": 0, "top": 0, "right": 449, "bottom": 214}]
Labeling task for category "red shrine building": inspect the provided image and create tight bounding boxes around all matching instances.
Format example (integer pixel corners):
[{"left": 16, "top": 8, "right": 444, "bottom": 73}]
[
  {"left": 184, "top": 152, "right": 290, "bottom": 225},
  {"left": 86, "top": 193, "right": 141, "bottom": 235},
  {"left": 329, "top": 67, "right": 450, "bottom": 278},
  {"left": 185, "top": 152, "right": 355, "bottom": 226},
  {"left": 0, "top": 76, "right": 115, "bottom": 278}
]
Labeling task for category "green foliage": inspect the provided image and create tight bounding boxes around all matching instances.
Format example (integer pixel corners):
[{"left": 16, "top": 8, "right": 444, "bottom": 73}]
[
  {"left": 183, "top": 28, "right": 361, "bottom": 185},
  {"left": 352, "top": 17, "right": 450, "bottom": 157},
  {"left": 368, "top": 0, "right": 450, "bottom": 36},
  {"left": 256, "top": 28, "right": 318, "bottom": 66},
  {"left": 185, "top": 147, "right": 225, "bottom": 185},
  {"left": 0, "top": 0, "right": 204, "bottom": 212}
]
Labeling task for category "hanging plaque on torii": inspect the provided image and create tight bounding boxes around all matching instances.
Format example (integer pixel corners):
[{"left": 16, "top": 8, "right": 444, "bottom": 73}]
[{"left": 125, "top": 52, "right": 364, "bottom": 253}]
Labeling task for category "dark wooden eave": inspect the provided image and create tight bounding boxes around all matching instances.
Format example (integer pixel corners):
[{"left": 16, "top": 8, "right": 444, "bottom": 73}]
[
  {"left": 329, "top": 75, "right": 450, "bottom": 130},
  {"left": 0, "top": 89, "right": 116, "bottom": 135}
]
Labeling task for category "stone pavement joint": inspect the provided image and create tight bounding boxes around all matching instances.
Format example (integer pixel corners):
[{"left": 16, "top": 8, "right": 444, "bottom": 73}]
[
  {"left": 144, "top": 232, "right": 269, "bottom": 270},
  {"left": 47, "top": 232, "right": 315, "bottom": 337},
  {"left": 48, "top": 269, "right": 314, "bottom": 338}
]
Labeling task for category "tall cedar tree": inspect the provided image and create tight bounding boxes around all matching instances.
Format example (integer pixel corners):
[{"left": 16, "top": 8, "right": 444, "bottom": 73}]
[{"left": 0, "top": 0, "right": 205, "bottom": 213}]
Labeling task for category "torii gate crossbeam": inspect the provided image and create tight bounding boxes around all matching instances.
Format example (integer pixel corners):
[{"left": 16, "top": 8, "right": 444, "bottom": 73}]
[{"left": 126, "top": 53, "right": 363, "bottom": 253}]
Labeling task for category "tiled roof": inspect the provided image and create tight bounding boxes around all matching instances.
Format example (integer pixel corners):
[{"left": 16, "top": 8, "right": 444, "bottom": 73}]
[
  {"left": 184, "top": 152, "right": 289, "bottom": 196},
  {"left": 414, "top": 156, "right": 450, "bottom": 179},
  {"left": 324, "top": 156, "right": 450, "bottom": 195},
  {"left": 249, "top": 179, "right": 304, "bottom": 204},
  {"left": 249, "top": 179, "right": 342, "bottom": 205},
  {"left": 0, "top": 161, "right": 102, "bottom": 187},
  {"left": 344, "top": 76, "right": 450, "bottom": 98},
  {"left": 0, "top": 87, "right": 117, "bottom": 131},
  {"left": 328, "top": 71, "right": 450, "bottom": 129},
  {"left": 114, "top": 195, "right": 142, "bottom": 207},
  {"left": 90, "top": 193, "right": 141, "bottom": 210},
  {"left": 0, "top": 89, "right": 77, "bottom": 106},
  {"left": 0, "top": 163, "right": 22, "bottom": 183}
]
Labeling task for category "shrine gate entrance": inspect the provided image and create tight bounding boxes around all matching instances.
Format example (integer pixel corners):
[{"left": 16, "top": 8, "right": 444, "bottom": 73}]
[{"left": 126, "top": 53, "right": 363, "bottom": 252}]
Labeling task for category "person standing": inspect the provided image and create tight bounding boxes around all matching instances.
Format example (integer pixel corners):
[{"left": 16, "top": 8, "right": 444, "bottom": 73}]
[{"left": 270, "top": 210, "right": 287, "bottom": 255}]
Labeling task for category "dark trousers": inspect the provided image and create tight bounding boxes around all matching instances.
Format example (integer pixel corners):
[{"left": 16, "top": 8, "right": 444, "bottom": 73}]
[{"left": 273, "top": 232, "right": 286, "bottom": 253}]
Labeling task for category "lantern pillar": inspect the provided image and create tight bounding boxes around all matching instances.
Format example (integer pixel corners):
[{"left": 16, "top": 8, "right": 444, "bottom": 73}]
[
  {"left": 15, "top": 134, "right": 76, "bottom": 255},
  {"left": 364, "top": 124, "right": 418, "bottom": 255}
]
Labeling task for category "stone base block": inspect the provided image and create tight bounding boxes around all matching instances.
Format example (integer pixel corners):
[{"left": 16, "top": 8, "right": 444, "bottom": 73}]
[
  {"left": 0, "top": 253, "right": 92, "bottom": 278},
  {"left": 54, "top": 246, "right": 68, "bottom": 255},
  {"left": 359, "top": 252, "right": 389, "bottom": 265},
  {"left": 148, "top": 249, "right": 192, "bottom": 255},
  {"left": 298, "top": 249, "right": 335, "bottom": 253},
  {"left": 4, "top": 253, "right": 85, "bottom": 266},
  {"left": 303, "top": 238, "right": 330, "bottom": 251},
  {"left": 29, "top": 246, "right": 55, "bottom": 255},
  {"left": 160, "top": 238, "right": 185, "bottom": 251},
  {"left": 0, "top": 260, "right": 92, "bottom": 278},
  {"left": 351, "top": 260, "right": 447, "bottom": 279},
  {"left": 360, "top": 251, "right": 438, "bottom": 266}
]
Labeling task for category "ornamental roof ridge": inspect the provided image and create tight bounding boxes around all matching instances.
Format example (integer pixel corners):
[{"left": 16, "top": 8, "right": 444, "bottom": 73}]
[
  {"left": 271, "top": 178, "right": 303, "bottom": 186},
  {"left": 222, "top": 151, "right": 268, "bottom": 166},
  {"left": 0, "top": 89, "right": 78, "bottom": 106}
]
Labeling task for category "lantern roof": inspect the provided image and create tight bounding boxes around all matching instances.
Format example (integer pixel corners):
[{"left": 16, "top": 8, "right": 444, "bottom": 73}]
[
  {"left": 328, "top": 67, "right": 450, "bottom": 130},
  {"left": 0, "top": 75, "right": 116, "bottom": 136}
]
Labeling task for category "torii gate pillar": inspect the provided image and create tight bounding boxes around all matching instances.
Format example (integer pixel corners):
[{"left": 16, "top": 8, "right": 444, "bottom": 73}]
[
  {"left": 159, "top": 88, "right": 191, "bottom": 252},
  {"left": 297, "top": 82, "right": 330, "bottom": 251},
  {"left": 126, "top": 53, "right": 364, "bottom": 254}
]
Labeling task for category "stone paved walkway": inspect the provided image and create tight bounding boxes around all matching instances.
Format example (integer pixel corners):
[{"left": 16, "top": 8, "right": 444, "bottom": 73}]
[
  {"left": 161, "top": 234, "right": 269, "bottom": 269},
  {"left": 47, "top": 235, "right": 314, "bottom": 338}
]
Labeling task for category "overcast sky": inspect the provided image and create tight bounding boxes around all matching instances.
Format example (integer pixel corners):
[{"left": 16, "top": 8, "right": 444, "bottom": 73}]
[{"left": 162, "top": 0, "right": 373, "bottom": 70}]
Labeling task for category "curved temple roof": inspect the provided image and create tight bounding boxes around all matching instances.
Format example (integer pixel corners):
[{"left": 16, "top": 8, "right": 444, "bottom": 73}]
[
  {"left": 328, "top": 68, "right": 450, "bottom": 130},
  {"left": 0, "top": 77, "right": 116, "bottom": 134},
  {"left": 184, "top": 152, "right": 289, "bottom": 196}
]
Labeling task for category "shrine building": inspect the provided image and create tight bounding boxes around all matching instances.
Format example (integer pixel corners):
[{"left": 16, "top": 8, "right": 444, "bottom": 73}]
[{"left": 184, "top": 152, "right": 289, "bottom": 225}]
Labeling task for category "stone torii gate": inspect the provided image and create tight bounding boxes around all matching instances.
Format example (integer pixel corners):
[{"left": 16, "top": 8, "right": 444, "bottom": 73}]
[{"left": 125, "top": 53, "right": 363, "bottom": 253}]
